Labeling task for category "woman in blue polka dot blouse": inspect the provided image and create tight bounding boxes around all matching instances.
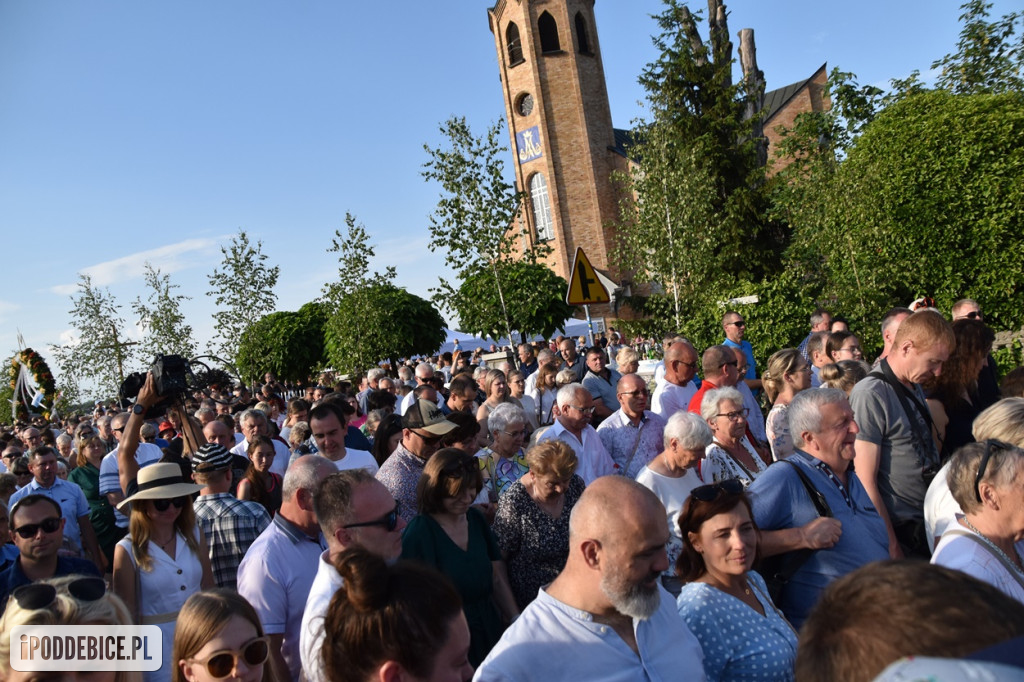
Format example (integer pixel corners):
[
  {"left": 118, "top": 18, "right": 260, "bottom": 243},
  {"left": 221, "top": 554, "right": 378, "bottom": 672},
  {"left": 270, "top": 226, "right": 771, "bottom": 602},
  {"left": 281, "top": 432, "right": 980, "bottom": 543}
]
[{"left": 675, "top": 479, "right": 798, "bottom": 682}]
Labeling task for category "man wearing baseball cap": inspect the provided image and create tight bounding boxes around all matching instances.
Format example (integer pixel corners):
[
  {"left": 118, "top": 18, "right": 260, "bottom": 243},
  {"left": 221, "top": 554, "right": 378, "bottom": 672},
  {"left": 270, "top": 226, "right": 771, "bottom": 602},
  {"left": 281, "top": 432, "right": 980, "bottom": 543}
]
[
  {"left": 191, "top": 442, "right": 271, "bottom": 590},
  {"left": 375, "top": 399, "right": 456, "bottom": 523}
]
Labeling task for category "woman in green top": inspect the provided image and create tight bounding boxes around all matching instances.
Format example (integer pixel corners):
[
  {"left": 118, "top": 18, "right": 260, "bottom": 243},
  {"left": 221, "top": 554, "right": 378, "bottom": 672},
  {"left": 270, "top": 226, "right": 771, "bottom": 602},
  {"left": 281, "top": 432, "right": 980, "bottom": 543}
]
[
  {"left": 68, "top": 434, "right": 125, "bottom": 566},
  {"left": 401, "top": 448, "right": 519, "bottom": 666}
]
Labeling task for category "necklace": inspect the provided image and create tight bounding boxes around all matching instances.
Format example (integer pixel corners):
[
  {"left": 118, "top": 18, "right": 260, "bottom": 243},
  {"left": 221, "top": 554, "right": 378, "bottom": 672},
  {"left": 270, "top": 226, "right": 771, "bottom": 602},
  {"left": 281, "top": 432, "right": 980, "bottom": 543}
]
[{"left": 962, "top": 517, "right": 1024, "bottom": 573}]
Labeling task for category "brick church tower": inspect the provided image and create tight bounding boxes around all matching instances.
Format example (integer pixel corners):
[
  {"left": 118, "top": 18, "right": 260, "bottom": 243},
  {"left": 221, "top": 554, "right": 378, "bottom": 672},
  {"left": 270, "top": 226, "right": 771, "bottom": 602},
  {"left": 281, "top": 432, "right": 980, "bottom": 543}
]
[{"left": 487, "top": 0, "right": 629, "bottom": 290}]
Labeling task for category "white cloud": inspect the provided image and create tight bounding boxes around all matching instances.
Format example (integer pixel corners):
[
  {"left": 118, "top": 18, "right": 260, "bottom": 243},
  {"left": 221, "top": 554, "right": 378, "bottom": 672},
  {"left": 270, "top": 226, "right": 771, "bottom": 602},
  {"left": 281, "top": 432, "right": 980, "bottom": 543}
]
[{"left": 50, "top": 236, "right": 230, "bottom": 296}]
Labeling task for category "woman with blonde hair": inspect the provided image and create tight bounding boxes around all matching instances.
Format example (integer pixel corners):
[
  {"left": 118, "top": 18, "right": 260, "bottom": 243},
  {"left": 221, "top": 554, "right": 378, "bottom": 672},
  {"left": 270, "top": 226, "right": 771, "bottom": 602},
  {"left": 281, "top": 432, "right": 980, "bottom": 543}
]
[
  {"left": 173, "top": 589, "right": 269, "bottom": 682},
  {"left": 616, "top": 346, "right": 640, "bottom": 375},
  {"left": 68, "top": 433, "right": 124, "bottom": 566},
  {"left": 113, "top": 463, "right": 214, "bottom": 682},
  {"left": 0, "top": 575, "right": 140, "bottom": 682},
  {"left": 492, "top": 440, "right": 584, "bottom": 610},
  {"left": 820, "top": 360, "right": 870, "bottom": 395},
  {"left": 762, "top": 349, "right": 812, "bottom": 461}
]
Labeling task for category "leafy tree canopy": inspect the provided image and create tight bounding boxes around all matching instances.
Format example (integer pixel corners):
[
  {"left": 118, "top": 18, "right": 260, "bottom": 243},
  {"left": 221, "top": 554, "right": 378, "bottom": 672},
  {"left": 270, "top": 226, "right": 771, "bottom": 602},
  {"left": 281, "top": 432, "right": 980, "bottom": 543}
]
[
  {"left": 455, "top": 261, "right": 572, "bottom": 342},
  {"left": 236, "top": 302, "right": 328, "bottom": 385}
]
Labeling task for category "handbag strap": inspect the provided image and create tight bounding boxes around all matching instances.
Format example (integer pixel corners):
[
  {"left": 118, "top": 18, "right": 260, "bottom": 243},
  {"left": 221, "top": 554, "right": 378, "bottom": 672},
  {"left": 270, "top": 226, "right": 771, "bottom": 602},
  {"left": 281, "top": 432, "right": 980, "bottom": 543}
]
[
  {"left": 868, "top": 360, "right": 939, "bottom": 465},
  {"left": 778, "top": 459, "right": 833, "bottom": 518},
  {"left": 619, "top": 418, "right": 646, "bottom": 476}
]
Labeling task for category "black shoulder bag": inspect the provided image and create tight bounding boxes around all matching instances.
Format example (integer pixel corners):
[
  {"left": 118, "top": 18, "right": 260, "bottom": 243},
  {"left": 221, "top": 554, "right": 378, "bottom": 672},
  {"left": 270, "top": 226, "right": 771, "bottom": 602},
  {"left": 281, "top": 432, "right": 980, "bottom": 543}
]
[{"left": 759, "top": 459, "right": 833, "bottom": 603}]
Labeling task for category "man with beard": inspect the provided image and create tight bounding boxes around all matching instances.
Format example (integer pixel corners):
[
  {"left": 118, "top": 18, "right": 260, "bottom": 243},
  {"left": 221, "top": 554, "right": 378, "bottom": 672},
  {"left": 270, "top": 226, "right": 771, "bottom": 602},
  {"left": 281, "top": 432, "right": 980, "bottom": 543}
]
[{"left": 473, "top": 476, "right": 705, "bottom": 681}]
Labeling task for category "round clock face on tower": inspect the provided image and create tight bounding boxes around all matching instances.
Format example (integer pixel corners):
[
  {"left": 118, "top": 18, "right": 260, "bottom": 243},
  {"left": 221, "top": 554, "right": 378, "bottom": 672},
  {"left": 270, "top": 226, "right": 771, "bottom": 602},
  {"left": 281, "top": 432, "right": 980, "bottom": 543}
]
[{"left": 517, "top": 93, "right": 534, "bottom": 116}]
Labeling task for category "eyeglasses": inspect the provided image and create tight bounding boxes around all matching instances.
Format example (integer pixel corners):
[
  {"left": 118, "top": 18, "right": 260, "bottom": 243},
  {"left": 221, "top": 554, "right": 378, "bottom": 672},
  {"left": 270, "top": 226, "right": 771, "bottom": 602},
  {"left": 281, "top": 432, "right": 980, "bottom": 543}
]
[
  {"left": 964, "top": 311, "right": 983, "bottom": 320},
  {"left": 619, "top": 388, "right": 649, "bottom": 397},
  {"left": 152, "top": 497, "right": 188, "bottom": 512},
  {"left": 501, "top": 428, "right": 527, "bottom": 438},
  {"left": 12, "top": 576, "right": 106, "bottom": 609},
  {"left": 12, "top": 517, "right": 63, "bottom": 538},
  {"left": 187, "top": 637, "right": 271, "bottom": 678},
  {"left": 974, "top": 439, "right": 1012, "bottom": 503},
  {"left": 721, "top": 361, "right": 739, "bottom": 369},
  {"left": 568, "top": 404, "right": 596, "bottom": 416},
  {"left": 411, "top": 430, "right": 443, "bottom": 444},
  {"left": 715, "top": 408, "right": 749, "bottom": 421},
  {"left": 674, "top": 359, "right": 698, "bottom": 370},
  {"left": 690, "top": 478, "right": 745, "bottom": 502},
  {"left": 343, "top": 502, "right": 401, "bottom": 532},
  {"left": 727, "top": 321, "right": 746, "bottom": 327}
]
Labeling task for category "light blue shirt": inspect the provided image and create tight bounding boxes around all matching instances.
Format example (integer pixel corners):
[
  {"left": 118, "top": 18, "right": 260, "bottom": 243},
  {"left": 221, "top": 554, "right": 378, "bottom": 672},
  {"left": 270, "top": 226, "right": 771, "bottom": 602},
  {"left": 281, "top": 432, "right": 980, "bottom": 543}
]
[
  {"left": 596, "top": 409, "right": 666, "bottom": 479},
  {"left": 237, "top": 514, "right": 327, "bottom": 681},
  {"left": 677, "top": 571, "right": 797, "bottom": 682},
  {"left": 9, "top": 477, "right": 90, "bottom": 551},
  {"left": 473, "top": 585, "right": 706, "bottom": 682},
  {"left": 722, "top": 338, "right": 757, "bottom": 382},
  {"left": 583, "top": 368, "right": 622, "bottom": 413},
  {"left": 748, "top": 451, "right": 888, "bottom": 628}
]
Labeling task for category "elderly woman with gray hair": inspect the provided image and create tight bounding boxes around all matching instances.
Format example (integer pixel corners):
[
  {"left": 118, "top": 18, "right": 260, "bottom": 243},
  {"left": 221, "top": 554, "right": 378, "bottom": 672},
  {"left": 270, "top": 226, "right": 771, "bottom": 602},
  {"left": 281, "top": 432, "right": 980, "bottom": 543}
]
[
  {"left": 701, "top": 387, "right": 769, "bottom": 488},
  {"left": 477, "top": 402, "right": 530, "bottom": 503},
  {"left": 931, "top": 437, "right": 1024, "bottom": 604},
  {"left": 635, "top": 411, "right": 714, "bottom": 593}
]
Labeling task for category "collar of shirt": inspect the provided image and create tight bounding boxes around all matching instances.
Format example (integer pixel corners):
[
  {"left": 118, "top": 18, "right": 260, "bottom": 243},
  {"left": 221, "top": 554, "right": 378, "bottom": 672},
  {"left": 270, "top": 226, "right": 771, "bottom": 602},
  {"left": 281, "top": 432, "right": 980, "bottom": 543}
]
[
  {"left": 793, "top": 450, "right": 854, "bottom": 509},
  {"left": 273, "top": 514, "right": 326, "bottom": 549}
]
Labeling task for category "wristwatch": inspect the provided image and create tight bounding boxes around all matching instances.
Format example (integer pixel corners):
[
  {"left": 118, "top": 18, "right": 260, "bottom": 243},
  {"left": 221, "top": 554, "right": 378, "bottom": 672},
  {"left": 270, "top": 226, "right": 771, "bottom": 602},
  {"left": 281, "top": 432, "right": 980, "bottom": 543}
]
[{"left": 132, "top": 403, "right": 146, "bottom": 416}]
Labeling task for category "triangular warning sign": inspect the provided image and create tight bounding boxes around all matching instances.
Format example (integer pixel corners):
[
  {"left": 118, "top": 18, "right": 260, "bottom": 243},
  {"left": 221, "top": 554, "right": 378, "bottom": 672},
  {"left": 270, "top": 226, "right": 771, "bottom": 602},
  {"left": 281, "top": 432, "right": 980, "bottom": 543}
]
[{"left": 566, "top": 247, "right": 610, "bottom": 305}]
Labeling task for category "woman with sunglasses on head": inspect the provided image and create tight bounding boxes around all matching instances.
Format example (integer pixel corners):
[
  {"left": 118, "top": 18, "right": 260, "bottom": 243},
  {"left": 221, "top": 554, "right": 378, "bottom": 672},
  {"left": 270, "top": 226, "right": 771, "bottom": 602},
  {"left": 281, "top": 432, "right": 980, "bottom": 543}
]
[
  {"left": 113, "top": 462, "right": 214, "bottom": 682},
  {"left": 322, "top": 547, "right": 473, "bottom": 682},
  {"left": 701, "top": 388, "right": 769, "bottom": 488},
  {"left": 401, "top": 448, "right": 519, "bottom": 667},
  {"left": 69, "top": 433, "right": 126, "bottom": 568},
  {"left": 174, "top": 589, "right": 269, "bottom": 682},
  {"left": 236, "top": 435, "right": 282, "bottom": 518},
  {"left": 525, "top": 362, "right": 559, "bottom": 428},
  {"left": 762, "top": 349, "right": 812, "bottom": 461},
  {"left": 931, "top": 439, "right": 1024, "bottom": 604},
  {"left": 676, "top": 480, "right": 797, "bottom": 682},
  {"left": 0, "top": 575, "right": 141, "bottom": 682}
]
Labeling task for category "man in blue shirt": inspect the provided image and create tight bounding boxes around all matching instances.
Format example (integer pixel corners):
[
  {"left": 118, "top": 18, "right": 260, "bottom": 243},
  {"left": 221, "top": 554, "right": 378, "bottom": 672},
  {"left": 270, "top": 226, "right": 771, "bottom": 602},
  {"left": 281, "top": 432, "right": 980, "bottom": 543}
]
[
  {"left": 0, "top": 495, "right": 100, "bottom": 606},
  {"left": 749, "top": 388, "right": 889, "bottom": 628},
  {"left": 721, "top": 310, "right": 760, "bottom": 392}
]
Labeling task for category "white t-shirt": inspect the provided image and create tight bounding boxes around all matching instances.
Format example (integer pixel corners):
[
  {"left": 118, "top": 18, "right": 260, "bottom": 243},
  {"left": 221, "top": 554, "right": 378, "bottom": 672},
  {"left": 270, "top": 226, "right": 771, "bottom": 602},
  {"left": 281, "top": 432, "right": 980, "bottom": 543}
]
[
  {"left": 924, "top": 461, "right": 962, "bottom": 553},
  {"left": 328, "top": 448, "right": 379, "bottom": 475}
]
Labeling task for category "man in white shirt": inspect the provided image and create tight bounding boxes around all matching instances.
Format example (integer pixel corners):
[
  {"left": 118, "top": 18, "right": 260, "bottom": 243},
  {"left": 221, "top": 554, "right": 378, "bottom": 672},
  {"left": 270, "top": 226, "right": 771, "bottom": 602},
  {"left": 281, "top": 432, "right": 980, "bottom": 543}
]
[
  {"left": 536, "top": 384, "right": 615, "bottom": 484},
  {"left": 474, "top": 476, "right": 705, "bottom": 681},
  {"left": 651, "top": 341, "right": 699, "bottom": 419},
  {"left": 299, "top": 470, "right": 406, "bottom": 682},
  {"left": 309, "top": 403, "right": 378, "bottom": 474},
  {"left": 99, "top": 410, "right": 163, "bottom": 531}
]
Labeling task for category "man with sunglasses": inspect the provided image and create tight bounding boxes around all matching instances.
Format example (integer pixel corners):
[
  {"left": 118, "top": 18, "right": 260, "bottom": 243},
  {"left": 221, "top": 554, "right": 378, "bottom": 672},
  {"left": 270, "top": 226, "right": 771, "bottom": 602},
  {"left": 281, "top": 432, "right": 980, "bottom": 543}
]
[
  {"left": 8, "top": 446, "right": 104, "bottom": 571},
  {"left": 376, "top": 399, "right": 456, "bottom": 523},
  {"left": 0, "top": 494, "right": 100, "bottom": 607},
  {"left": 596, "top": 373, "right": 666, "bottom": 479},
  {"left": 300, "top": 470, "right": 407, "bottom": 682},
  {"left": 749, "top": 388, "right": 889, "bottom": 629},
  {"left": 651, "top": 340, "right": 699, "bottom": 420},
  {"left": 722, "top": 311, "right": 761, "bottom": 392}
]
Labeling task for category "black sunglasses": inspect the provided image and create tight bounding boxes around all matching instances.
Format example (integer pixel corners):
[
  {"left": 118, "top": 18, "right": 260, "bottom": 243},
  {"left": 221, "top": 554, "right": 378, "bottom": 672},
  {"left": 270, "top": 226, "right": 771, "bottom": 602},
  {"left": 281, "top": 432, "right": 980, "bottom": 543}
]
[
  {"left": 12, "top": 576, "right": 106, "bottom": 610},
  {"left": 342, "top": 502, "right": 401, "bottom": 532},
  {"left": 12, "top": 517, "right": 62, "bottom": 538},
  {"left": 974, "top": 439, "right": 1012, "bottom": 502},
  {"left": 188, "top": 637, "right": 270, "bottom": 678},
  {"left": 965, "top": 311, "right": 983, "bottom": 320},
  {"left": 690, "top": 478, "right": 745, "bottom": 502},
  {"left": 152, "top": 497, "right": 188, "bottom": 512}
]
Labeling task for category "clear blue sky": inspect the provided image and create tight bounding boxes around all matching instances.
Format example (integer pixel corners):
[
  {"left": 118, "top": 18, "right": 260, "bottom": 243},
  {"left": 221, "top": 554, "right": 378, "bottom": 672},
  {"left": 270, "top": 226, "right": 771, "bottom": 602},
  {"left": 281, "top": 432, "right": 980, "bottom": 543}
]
[{"left": 0, "top": 0, "right": 1012, "bottom": 384}]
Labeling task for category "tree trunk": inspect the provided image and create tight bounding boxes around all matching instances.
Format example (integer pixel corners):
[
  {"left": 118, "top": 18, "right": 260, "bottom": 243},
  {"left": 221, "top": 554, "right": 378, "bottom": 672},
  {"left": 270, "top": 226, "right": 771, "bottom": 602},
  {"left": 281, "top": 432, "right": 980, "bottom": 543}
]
[
  {"left": 738, "top": 28, "right": 768, "bottom": 167},
  {"left": 679, "top": 6, "right": 706, "bottom": 67}
]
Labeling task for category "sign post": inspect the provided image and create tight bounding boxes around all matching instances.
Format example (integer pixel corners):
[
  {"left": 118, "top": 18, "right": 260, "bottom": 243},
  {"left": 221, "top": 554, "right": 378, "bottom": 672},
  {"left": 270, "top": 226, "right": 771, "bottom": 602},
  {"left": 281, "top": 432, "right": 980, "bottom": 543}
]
[{"left": 565, "top": 247, "right": 610, "bottom": 348}]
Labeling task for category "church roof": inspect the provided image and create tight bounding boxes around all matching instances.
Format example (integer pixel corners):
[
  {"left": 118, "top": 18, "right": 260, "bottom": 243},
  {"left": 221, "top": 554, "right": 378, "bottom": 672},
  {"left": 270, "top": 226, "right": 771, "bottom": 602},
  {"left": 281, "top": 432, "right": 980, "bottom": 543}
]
[
  {"left": 610, "top": 127, "right": 636, "bottom": 159},
  {"left": 762, "top": 63, "right": 827, "bottom": 123}
]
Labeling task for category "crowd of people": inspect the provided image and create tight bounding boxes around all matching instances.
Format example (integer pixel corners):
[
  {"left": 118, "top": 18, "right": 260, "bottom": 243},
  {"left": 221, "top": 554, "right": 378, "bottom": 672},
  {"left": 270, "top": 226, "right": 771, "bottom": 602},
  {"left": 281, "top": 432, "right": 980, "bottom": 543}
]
[{"left": 2, "top": 296, "right": 1024, "bottom": 682}]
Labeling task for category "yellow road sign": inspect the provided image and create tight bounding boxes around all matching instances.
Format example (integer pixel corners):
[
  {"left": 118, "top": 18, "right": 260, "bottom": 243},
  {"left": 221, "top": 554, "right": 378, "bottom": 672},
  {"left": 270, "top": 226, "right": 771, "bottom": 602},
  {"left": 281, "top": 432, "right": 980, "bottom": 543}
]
[{"left": 565, "top": 247, "right": 610, "bottom": 305}]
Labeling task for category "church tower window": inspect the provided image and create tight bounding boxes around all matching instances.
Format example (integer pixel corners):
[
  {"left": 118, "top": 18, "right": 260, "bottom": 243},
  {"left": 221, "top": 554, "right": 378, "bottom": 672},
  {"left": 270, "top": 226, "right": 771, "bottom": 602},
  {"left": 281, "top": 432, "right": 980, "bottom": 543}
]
[
  {"left": 506, "top": 22, "right": 524, "bottom": 65},
  {"left": 538, "top": 12, "right": 560, "bottom": 53},
  {"left": 574, "top": 12, "right": 592, "bottom": 55},
  {"left": 529, "top": 173, "right": 555, "bottom": 241}
]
